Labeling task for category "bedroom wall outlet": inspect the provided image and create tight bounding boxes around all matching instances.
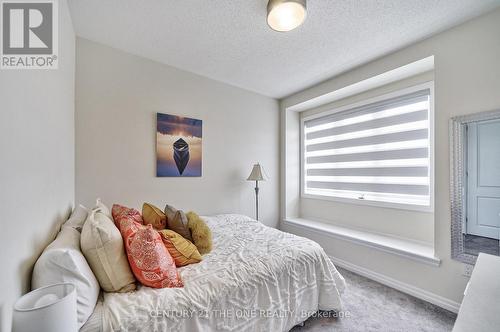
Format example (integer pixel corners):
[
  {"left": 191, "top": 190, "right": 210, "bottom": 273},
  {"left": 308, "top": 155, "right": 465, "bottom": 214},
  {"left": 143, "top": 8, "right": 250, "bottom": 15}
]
[{"left": 462, "top": 264, "right": 474, "bottom": 277}]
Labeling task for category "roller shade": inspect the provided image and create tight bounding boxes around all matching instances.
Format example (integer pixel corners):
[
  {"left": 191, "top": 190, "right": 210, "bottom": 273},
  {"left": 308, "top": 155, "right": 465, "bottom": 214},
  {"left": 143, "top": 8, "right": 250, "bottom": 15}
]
[{"left": 303, "top": 89, "right": 431, "bottom": 207}]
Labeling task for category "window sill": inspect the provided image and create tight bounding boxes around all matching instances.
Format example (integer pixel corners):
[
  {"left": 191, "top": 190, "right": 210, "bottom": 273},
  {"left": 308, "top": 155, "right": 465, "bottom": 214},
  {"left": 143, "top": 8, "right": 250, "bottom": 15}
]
[
  {"left": 282, "top": 217, "right": 440, "bottom": 267},
  {"left": 302, "top": 193, "right": 434, "bottom": 213}
]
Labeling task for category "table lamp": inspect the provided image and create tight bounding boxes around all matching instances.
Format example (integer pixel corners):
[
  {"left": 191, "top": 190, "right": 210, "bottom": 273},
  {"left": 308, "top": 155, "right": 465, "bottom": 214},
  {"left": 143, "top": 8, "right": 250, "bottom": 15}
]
[{"left": 12, "top": 283, "right": 77, "bottom": 332}]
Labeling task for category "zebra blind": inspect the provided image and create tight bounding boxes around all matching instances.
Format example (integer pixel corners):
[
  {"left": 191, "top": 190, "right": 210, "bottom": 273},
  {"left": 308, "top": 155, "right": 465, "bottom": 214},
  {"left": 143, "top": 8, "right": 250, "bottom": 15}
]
[{"left": 303, "top": 89, "right": 431, "bottom": 207}]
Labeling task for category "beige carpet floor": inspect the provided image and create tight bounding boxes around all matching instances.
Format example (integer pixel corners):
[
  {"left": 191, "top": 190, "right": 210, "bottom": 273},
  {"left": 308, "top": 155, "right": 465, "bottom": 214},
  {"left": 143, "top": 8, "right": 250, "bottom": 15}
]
[{"left": 291, "top": 267, "right": 457, "bottom": 332}]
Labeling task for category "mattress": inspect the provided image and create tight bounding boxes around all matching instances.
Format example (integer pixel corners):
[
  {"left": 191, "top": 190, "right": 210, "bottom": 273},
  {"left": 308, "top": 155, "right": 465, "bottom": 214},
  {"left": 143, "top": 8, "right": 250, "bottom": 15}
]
[{"left": 81, "top": 214, "right": 345, "bottom": 332}]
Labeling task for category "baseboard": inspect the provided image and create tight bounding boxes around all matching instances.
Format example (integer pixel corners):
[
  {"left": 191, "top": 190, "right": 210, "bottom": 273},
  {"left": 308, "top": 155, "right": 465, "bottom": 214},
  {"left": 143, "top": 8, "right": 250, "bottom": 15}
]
[{"left": 329, "top": 255, "right": 461, "bottom": 313}]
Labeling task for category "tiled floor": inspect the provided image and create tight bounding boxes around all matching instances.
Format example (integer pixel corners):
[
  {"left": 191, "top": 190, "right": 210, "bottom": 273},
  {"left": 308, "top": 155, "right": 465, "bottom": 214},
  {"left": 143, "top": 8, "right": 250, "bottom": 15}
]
[{"left": 463, "top": 234, "right": 499, "bottom": 256}]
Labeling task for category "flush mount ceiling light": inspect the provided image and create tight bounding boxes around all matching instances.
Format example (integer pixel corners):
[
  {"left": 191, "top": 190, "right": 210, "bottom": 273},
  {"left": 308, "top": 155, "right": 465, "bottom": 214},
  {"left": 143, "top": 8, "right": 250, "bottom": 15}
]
[{"left": 267, "top": 0, "right": 307, "bottom": 32}]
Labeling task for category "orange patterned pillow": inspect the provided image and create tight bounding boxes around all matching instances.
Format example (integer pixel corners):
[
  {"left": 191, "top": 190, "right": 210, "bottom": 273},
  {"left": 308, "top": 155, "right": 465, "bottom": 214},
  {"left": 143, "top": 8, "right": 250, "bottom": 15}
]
[{"left": 112, "top": 204, "right": 183, "bottom": 288}]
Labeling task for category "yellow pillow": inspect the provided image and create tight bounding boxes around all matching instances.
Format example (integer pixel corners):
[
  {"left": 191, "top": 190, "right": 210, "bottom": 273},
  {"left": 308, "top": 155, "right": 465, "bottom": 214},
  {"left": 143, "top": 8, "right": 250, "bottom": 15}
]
[
  {"left": 186, "top": 212, "right": 212, "bottom": 255},
  {"left": 158, "top": 229, "right": 202, "bottom": 266},
  {"left": 142, "top": 203, "right": 166, "bottom": 230}
]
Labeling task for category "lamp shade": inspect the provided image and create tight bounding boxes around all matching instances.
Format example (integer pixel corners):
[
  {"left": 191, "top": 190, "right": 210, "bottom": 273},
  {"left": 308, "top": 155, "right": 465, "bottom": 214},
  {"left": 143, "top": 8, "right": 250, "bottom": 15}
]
[
  {"left": 247, "top": 163, "right": 266, "bottom": 181},
  {"left": 13, "top": 283, "right": 77, "bottom": 332}
]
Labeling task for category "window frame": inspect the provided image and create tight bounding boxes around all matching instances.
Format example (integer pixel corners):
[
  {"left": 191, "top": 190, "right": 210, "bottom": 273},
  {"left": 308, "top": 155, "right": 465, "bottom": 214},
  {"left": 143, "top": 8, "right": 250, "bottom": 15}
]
[{"left": 300, "top": 82, "right": 435, "bottom": 213}]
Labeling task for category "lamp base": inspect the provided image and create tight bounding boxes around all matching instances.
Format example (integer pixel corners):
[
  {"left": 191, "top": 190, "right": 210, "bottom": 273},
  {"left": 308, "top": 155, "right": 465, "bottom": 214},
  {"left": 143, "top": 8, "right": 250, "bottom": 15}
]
[{"left": 255, "top": 181, "right": 259, "bottom": 221}]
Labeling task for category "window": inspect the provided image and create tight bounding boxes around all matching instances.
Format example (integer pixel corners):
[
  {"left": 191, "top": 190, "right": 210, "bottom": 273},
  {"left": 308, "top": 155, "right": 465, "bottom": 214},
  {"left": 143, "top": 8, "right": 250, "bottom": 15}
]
[{"left": 302, "top": 84, "right": 433, "bottom": 210}]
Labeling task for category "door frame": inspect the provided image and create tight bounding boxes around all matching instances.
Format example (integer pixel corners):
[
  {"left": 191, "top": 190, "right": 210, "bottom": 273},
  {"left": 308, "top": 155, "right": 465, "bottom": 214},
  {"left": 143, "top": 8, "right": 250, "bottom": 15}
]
[{"left": 450, "top": 109, "right": 500, "bottom": 265}]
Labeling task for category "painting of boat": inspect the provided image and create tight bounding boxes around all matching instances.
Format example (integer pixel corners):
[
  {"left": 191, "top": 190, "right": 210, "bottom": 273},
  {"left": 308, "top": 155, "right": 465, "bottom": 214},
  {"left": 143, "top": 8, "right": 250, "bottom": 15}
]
[
  {"left": 156, "top": 113, "right": 202, "bottom": 177},
  {"left": 173, "top": 138, "right": 189, "bottom": 175}
]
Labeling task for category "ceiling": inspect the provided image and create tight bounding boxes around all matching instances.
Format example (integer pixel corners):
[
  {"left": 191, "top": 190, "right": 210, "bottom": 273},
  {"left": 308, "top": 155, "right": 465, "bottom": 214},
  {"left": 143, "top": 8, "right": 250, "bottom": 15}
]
[{"left": 68, "top": 0, "right": 500, "bottom": 99}]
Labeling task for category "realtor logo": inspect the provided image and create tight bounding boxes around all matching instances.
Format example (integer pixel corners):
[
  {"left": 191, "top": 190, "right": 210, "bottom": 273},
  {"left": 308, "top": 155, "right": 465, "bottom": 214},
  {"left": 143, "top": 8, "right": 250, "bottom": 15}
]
[{"left": 1, "top": 0, "right": 58, "bottom": 69}]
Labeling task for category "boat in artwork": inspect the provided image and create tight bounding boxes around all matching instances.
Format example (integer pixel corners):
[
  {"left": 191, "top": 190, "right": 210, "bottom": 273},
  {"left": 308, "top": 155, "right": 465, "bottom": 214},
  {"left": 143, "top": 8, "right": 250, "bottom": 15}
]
[{"left": 173, "top": 138, "right": 190, "bottom": 175}]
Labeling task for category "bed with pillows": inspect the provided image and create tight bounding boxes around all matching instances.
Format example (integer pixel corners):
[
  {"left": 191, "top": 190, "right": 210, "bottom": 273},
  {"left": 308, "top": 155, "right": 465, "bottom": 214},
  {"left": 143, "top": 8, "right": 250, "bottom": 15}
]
[{"left": 32, "top": 200, "right": 346, "bottom": 332}]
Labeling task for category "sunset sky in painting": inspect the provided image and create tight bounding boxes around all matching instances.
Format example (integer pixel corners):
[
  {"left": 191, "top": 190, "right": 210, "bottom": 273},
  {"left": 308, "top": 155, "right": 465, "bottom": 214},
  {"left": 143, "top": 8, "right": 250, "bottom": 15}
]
[{"left": 157, "top": 113, "right": 202, "bottom": 138}]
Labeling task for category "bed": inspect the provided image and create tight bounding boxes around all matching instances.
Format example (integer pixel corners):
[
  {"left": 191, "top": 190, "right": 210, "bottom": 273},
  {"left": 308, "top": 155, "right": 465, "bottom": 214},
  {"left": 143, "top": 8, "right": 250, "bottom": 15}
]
[{"left": 81, "top": 214, "right": 346, "bottom": 332}]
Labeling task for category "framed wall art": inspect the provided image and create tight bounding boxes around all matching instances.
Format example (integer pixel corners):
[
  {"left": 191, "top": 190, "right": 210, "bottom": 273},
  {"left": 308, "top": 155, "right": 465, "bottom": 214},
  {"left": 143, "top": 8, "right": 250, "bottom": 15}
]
[{"left": 156, "top": 113, "right": 202, "bottom": 177}]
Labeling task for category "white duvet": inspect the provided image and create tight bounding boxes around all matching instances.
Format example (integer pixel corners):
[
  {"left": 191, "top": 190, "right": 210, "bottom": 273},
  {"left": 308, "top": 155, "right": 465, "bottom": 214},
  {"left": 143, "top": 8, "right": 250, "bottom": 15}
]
[{"left": 85, "top": 214, "right": 345, "bottom": 332}]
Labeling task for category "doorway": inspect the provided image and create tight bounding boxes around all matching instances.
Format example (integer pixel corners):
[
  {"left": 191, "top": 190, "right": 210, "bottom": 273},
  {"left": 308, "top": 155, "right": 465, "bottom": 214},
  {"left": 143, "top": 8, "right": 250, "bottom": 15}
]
[{"left": 465, "top": 119, "right": 500, "bottom": 255}]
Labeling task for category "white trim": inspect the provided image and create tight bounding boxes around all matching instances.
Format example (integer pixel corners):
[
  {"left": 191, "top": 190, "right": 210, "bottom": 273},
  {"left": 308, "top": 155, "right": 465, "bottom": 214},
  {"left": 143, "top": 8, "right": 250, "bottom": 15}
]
[
  {"left": 329, "top": 255, "right": 460, "bottom": 313},
  {"left": 286, "top": 56, "right": 434, "bottom": 113},
  {"left": 429, "top": 82, "right": 435, "bottom": 215},
  {"left": 282, "top": 218, "right": 440, "bottom": 266},
  {"left": 300, "top": 82, "right": 435, "bottom": 213}
]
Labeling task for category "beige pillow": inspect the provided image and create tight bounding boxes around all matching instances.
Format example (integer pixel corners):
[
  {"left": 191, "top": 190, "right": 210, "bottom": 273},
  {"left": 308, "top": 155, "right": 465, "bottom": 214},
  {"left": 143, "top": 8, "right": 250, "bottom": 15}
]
[
  {"left": 95, "top": 198, "right": 111, "bottom": 219},
  {"left": 81, "top": 209, "right": 136, "bottom": 292},
  {"left": 164, "top": 204, "right": 192, "bottom": 241}
]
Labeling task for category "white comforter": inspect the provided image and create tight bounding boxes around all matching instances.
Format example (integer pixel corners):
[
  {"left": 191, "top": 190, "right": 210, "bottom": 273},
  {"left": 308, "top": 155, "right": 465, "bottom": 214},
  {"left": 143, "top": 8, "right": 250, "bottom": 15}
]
[{"left": 91, "top": 214, "right": 345, "bottom": 332}]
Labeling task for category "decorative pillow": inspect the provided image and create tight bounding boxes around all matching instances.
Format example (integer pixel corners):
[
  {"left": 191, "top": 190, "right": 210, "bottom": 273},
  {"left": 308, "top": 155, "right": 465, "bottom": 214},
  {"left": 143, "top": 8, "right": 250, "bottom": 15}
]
[
  {"left": 142, "top": 203, "right": 166, "bottom": 229},
  {"left": 164, "top": 204, "right": 192, "bottom": 241},
  {"left": 64, "top": 204, "right": 89, "bottom": 232},
  {"left": 32, "top": 226, "right": 99, "bottom": 329},
  {"left": 81, "top": 209, "right": 136, "bottom": 293},
  {"left": 186, "top": 212, "right": 213, "bottom": 255},
  {"left": 95, "top": 198, "right": 111, "bottom": 219},
  {"left": 118, "top": 216, "right": 183, "bottom": 288},
  {"left": 112, "top": 204, "right": 143, "bottom": 228},
  {"left": 158, "top": 229, "right": 202, "bottom": 267}
]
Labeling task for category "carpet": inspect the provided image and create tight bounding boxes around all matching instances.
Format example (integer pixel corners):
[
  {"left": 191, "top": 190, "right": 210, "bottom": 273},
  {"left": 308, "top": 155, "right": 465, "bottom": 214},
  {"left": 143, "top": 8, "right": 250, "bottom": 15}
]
[{"left": 291, "top": 267, "right": 457, "bottom": 332}]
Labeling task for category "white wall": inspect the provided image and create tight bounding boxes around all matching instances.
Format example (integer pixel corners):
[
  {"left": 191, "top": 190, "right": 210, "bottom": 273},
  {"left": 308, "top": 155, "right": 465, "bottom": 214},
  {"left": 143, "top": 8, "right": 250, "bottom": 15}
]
[
  {"left": 281, "top": 8, "right": 500, "bottom": 306},
  {"left": 75, "top": 38, "right": 280, "bottom": 227},
  {"left": 0, "top": 1, "right": 75, "bottom": 331}
]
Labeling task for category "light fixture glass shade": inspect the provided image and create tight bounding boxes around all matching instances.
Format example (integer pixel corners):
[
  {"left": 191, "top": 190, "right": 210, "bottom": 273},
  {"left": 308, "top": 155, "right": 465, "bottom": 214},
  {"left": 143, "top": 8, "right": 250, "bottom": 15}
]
[
  {"left": 247, "top": 163, "right": 266, "bottom": 181},
  {"left": 267, "top": 0, "right": 306, "bottom": 32}
]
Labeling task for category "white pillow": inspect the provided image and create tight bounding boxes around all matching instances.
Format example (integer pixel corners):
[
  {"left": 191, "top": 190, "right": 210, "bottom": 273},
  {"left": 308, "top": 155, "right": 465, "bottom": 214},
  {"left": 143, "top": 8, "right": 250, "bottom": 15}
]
[
  {"left": 95, "top": 198, "right": 111, "bottom": 219},
  {"left": 64, "top": 204, "right": 89, "bottom": 232},
  {"left": 81, "top": 210, "right": 136, "bottom": 292},
  {"left": 32, "top": 226, "right": 99, "bottom": 329}
]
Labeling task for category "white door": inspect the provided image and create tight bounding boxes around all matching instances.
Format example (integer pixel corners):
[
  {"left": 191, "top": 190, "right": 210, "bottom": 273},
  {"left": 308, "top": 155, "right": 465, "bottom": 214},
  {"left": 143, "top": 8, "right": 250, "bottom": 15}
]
[{"left": 467, "top": 120, "right": 500, "bottom": 239}]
